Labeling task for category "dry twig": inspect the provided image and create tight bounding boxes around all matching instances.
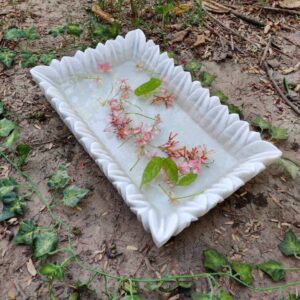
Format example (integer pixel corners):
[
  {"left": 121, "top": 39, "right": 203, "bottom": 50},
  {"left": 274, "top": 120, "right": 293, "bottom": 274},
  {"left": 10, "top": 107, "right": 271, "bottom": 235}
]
[
  {"left": 260, "top": 35, "right": 272, "bottom": 65},
  {"left": 258, "top": 6, "right": 300, "bottom": 15}
]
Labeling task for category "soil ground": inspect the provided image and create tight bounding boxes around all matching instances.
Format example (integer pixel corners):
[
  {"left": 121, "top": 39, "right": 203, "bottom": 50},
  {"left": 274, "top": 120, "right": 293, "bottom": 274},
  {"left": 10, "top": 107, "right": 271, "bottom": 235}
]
[{"left": 0, "top": 0, "right": 300, "bottom": 299}]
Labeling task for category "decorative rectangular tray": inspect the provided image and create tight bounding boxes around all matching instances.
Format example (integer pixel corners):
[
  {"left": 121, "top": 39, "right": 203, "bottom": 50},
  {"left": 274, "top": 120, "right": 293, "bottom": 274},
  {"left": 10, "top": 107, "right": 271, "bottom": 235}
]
[{"left": 31, "top": 29, "right": 281, "bottom": 247}]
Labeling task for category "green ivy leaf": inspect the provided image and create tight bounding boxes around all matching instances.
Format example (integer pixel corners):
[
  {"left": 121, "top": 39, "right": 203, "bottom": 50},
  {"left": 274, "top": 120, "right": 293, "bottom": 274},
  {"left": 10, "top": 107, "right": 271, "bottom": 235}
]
[
  {"left": 40, "top": 53, "right": 55, "bottom": 65},
  {"left": 231, "top": 260, "right": 253, "bottom": 285},
  {"left": 0, "top": 100, "right": 4, "bottom": 115},
  {"left": 212, "top": 90, "right": 229, "bottom": 103},
  {"left": 200, "top": 71, "right": 215, "bottom": 87},
  {"left": 0, "top": 192, "right": 26, "bottom": 221},
  {"left": 270, "top": 126, "right": 288, "bottom": 140},
  {"left": 4, "top": 127, "right": 20, "bottom": 147},
  {"left": 12, "top": 220, "right": 37, "bottom": 245},
  {"left": 219, "top": 290, "right": 233, "bottom": 300},
  {"left": 4, "top": 28, "right": 23, "bottom": 41},
  {"left": 49, "top": 26, "right": 65, "bottom": 37},
  {"left": 21, "top": 27, "right": 38, "bottom": 40},
  {"left": 276, "top": 158, "right": 299, "bottom": 179},
  {"left": 177, "top": 173, "right": 198, "bottom": 186},
  {"left": 162, "top": 158, "right": 178, "bottom": 184},
  {"left": 63, "top": 185, "right": 90, "bottom": 208},
  {"left": 134, "top": 78, "right": 162, "bottom": 96},
  {"left": 257, "top": 260, "right": 286, "bottom": 282},
  {"left": 66, "top": 23, "right": 83, "bottom": 36},
  {"left": 21, "top": 51, "right": 38, "bottom": 68},
  {"left": 278, "top": 230, "right": 300, "bottom": 256},
  {"left": 33, "top": 231, "right": 58, "bottom": 258},
  {"left": 39, "top": 263, "right": 64, "bottom": 280},
  {"left": 251, "top": 115, "right": 271, "bottom": 132},
  {"left": 16, "top": 144, "right": 31, "bottom": 166},
  {"left": 0, "top": 118, "right": 16, "bottom": 137},
  {"left": 0, "top": 177, "right": 17, "bottom": 197},
  {"left": 0, "top": 48, "right": 17, "bottom": 68},
  {"left": 203, "top": 248, "right": 228, "bottom": 272},
  {"left": 141, "top": 157, "right": 163, "bottom": 187},
  {"left": 184, "top": 60, "right": 201, "bottom": 73},
  {"left": 47, "top": 165, "right": 70, "bottom": 189}
]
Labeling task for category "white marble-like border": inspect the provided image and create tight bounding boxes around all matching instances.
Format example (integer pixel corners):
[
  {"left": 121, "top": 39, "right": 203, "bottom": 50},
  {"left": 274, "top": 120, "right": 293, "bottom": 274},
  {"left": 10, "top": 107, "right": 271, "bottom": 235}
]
[{"left": 30, "top": 29, "right": 281, "bottom": 247}]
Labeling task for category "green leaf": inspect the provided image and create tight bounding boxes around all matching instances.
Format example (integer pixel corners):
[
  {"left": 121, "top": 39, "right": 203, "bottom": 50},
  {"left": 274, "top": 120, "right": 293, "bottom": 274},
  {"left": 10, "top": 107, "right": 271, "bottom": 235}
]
[
  {"left": 200, "top": 71, "right": 215, "bottom": 87},
  {"left": 121, "top": 296, "right": 142, "bottom": 300},
  {"left": 219, "top": 290, "right": 233, "bottom": 300},
  {"left": 276, "top": 158, "right": 299, "bottom": 179},
  {"left": 63, "top": 185, "right": 90, "bottom": 208},
  {"left": 0, "top": 100, "right": 4, "bottom": 115},
  {"left": 251, "top": 115, "right": 271, "bottom": 132},
  {"left": 16, "top": 144, "right": 31, "bottom": 166},
  {"left": 21, "top": 51, "right": 38, "bottom": 68},
  {"left": 134, "top": 78, "right": 162, "bottom": 96},
  {"left": 68, "top": 292, "right": 79, "bottom": 300},
  {"left": 49, "top": 26, "right": 65, "bottom": 37},
  {"left": 212, "top": 90, "right": 228, "bottom": 103},
  {"left": 21, "top": 27, "right": 38, "bottom": 40},
  {"left": 33, "top": 231, "right": 58, "bottom": 258},
  {"left": 47, "top": 165, "right": 70, "bottom": 189},
  {"left": 39, "top": 263, "right": 64, "bottom": 280},
  {"left": 278, "top": 230, "right": 300, "bottom": 256},
  {"left": 4, "top": 28, "right": 23, "bottom": 41},
  {"left": 4, "top": 127, "right": 20, "bottom": 147},
  {"left": 0, "top": 177, "right": 17, "bottom": 197},
  {"left": 227, "top": 103, "right": 242, "bottom": 116},
  {"left": 66, "top": 23, "right": 83, "bottom": 36},
  {"left": 0, "top": 118, "right": 16, "bottom": 137},
  {"left": 283, "top": 77, "right": 290, "bottom": 96},
  {"left": 270, "top": 126, "right": 288, "bottom": 140},
  {"left": 257, "top": 260, "right": 286, "bottom": 281},
  {"left": 40, "top": 53, "right": 55, "bottom": 65},
  {"left": 203, "top": 248, "right": 228, "bottom": 272},
  {"left": 192, "top": 293, "right": 217, "bottom": 300},
  {"left": 13, "top": 220, "right": 36, "bottom": 245},
  {"left": 0, "top": 193, "right": 26, "bottom": 221},
  {"left": 141, "top": 157, "right": 163, "bottom": 187},
  {"left": 0, "top": 48, "right": 17, "bottom": 68},
  {"left": 162, "top": 158, "right": 178, "bottom": 184},
  {"left": 288, "top": 293, "right": 300, "bottom": 300},
  {"left": 231, "top": 260, "right": 253, "bottom": 285},
  {"left": 177, "top": 173, "right": 198, "bottom": 186},
  {"left": 184, "top": 60, "right": 201, "bottom": 73}
]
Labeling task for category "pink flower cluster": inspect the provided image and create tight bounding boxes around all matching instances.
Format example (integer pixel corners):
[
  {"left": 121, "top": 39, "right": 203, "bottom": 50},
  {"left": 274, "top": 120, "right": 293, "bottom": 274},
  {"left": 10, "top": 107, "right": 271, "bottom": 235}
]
[
  {"left": 151, "top": 87, "right": 175, "bottom": 108},
  {"left": 160, "top": 132, "right": 209, "bottom": 175}
]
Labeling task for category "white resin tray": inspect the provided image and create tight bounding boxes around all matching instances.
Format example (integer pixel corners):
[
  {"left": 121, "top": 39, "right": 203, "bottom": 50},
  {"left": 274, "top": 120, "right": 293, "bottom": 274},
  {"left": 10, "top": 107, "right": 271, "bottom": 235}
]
[{"left": 31, "top": 29, "right": 281, "bottom": 247}]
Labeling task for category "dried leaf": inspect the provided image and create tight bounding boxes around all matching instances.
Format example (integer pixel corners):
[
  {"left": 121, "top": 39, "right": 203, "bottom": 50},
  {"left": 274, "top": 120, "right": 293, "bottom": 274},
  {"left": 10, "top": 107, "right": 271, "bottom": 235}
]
[
  {"left": 172, "top": 29, "right": 190, "bottom": 43},
  {"left": 92, "top": 3, "right": 115, "bottom": 23},
  {"left": 279, "top": 0, "right": 300, "bottom": 8},
  {"left": 27, "top": 258, "right": 37, "bottom": 276},
  {"left": 203, "top": 0, "right": 229, "bottom": 13},
  {"left": 192, "top": 34, "right": 206, "bottom": 48}
]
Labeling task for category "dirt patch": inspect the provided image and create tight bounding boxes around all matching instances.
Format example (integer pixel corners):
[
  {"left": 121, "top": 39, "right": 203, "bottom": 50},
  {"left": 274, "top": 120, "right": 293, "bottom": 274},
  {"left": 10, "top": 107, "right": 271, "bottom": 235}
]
[{"left": 0, "top": 0, "right": 300, "bottom": 299}]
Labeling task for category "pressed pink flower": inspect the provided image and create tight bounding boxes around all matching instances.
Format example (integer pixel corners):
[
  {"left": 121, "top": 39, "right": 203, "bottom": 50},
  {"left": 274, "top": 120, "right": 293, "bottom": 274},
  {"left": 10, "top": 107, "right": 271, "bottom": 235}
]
[
  {"left": 151, "top": 88, "right": 175, "bottom": 108},
  {"left": 118, "top": 79, "right": 132, "bottom": 100},
  {"left": 98, "top": 63, "right": 112, "bottom": 73},
  {"left": 178, "top": 162, "right": 190, "bottom": 174}
]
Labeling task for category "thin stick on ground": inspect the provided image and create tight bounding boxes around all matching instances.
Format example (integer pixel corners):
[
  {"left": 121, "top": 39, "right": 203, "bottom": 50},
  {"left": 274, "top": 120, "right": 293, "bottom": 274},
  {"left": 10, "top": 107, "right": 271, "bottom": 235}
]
[
  {"left": 260, "top": 35, "right": 272, "bottom": 65},
  {"left": 258, "top": 6, "right": 300, "bottom": 16},
  {"left": 263, "top": 62, "right": 300, "bottom": 116}
]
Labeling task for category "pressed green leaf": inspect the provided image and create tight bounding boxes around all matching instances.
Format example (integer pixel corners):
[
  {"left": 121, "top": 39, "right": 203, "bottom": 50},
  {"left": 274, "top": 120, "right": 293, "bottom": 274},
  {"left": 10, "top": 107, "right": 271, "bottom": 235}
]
[
  {"left": 212, "top": 90, "right": 229, "bottom": 103},
  {"left": 40, "top": 53, "right": 55, "bottom": 65},
  {"left": 278, "top": 230, "right": 300, "bottom": 256},
  {"left": 270, "top": 126, "right": 288, "bottom": 140},
  {"left": 16, "top": 144, "right": 31, "bottom": 166},
  {"left": 66, "top": 23, "right": 83, "bottom": 36},
  {"left": 162, "top": 158, "right": 178, "bottom": 184},
  {"left": 4, "top": 127, "right": 20, "bottom": 147},
  {"left": 0, "top": 118, "right": 16, "bottom": 137},
  {"left": 276, "top": 158, "right": 299, "bottom": 179},
  {"left": 141, "top": 157, "right": 163, "bottom": 186},
  {"left": 21, "top": 27, "right": 38, "bottom": 40},
  {"left": 33, "top": 231, "right": 58, "bottom": 258},
  {"left": 134, "top": 78, "right": 162, "bottom": 96},
  {"left": 219, "top": 290, "right": 233, "bottom": 300},
  {"left": 184, "top": 60, "right": 201, "bottom": 73},
  {"left": 47, "top": 165, "right": 70, "bottom": 189},
  {"left": 203, "top": 248, "right": 228, "bottom": 272},
  {"left": 49, "top": 26, "right": 65, "bottom": 37},
  {"left": 13, "top": 220, "right": 36, "bottom": 245},
  {"left": 252, "top": 115, "right": 271, "bottom": 132},
  {"left": 0, "top": 100, "right": 4, "bottom": 115},
  {"left": 257, "top": 260, "right": 286, "bottom": 281},
  {"left": 4, "top": 28, "right": 23, "bottom": 41},
  {"left": 21, "top": 51, "right": 38, "bottom": 68},
  {"left": 63, "top": 185, "right": 90, "bottom": 208},
  {"left": 200, "top": 71, "right": 215, "bottom": 87},
  {"left": 231, "top": 260, "right": 253, "bottom": 285},
  {"left": 177, "top": 173, "right": 198, "bottom": 186},
  {"left": 0, "top": 48, "right": 17, "bottom": 68},
  {"left": 39, "top": 263, "right": 64, "bottom": 280}
]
